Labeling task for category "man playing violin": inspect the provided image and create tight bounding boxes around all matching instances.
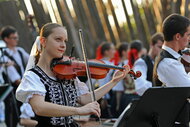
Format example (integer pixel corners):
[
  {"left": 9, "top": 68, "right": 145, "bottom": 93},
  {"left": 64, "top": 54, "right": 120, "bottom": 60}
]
[
  {"left": 153, "top": 13, "right": 190, "bottom": 127},
  {"left": 16, "top": 23, "right": 130, "bottom": 127}
]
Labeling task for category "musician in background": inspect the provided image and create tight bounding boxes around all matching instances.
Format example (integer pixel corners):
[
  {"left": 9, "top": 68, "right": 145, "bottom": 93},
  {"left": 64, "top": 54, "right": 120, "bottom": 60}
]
[
  {"left": 111, "top": 42, "right": 140, "bottom": 117},
  {"left": 0, "top": 61, "right": 14, "bottom": 123},
  {"left": 0, "top": 26, "right": 29, "bottom": 127},
  {"left": 134, "top": 33, "right": 164, "bottom": 96},
  {"left": 153, "top": 13, "right": 190, "bottom": 127},
  {"left": 0, "top": 62, "right": 11, "bottom": 123},
  {"left": 127, "top": 40, "right": 144, "bottom": 69},
  {"left": 96, "top": 42, "right": 116, "bottom": 118}
]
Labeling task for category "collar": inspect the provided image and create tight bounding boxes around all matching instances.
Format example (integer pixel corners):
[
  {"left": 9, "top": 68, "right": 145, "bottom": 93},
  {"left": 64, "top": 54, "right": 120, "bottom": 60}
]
[
  {"left": 4, "top": 47, "right": 17, "bottom": 53},
  {"left": 162, "top": 45, "right": 181, "bottom": 59}
]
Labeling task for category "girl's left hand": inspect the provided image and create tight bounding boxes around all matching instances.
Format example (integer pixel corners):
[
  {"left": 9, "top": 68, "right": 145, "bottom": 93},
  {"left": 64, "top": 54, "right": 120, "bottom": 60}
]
[{"left": 111, "top": 65, "right": 130, "bottom": 83}]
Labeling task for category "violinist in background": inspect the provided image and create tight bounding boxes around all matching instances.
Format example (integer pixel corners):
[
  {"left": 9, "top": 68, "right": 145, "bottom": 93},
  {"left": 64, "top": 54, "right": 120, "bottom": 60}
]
[
  {"left": 134, "top": 33, "right": 164, "bottom": 96},
  {"left": 95, "top": 42, "right": 116, "bottom": 118},
  {"left": 16, "top": 23, "right": 130, "bottom": 127},
  {"left": 115, "top": 41, "right": 144, "bottom": 115},
  {"left": 127, "top": 40, "right": 144, "bottom": 68},
  {"left": 111, "top": 42, "right": 131, "bottom": 117}
]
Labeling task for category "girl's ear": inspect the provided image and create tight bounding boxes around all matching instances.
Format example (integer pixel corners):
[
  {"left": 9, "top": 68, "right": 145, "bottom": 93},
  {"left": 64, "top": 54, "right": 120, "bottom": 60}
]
[{"left": 40, "top": 37, "right": 46, "bottom": 48}]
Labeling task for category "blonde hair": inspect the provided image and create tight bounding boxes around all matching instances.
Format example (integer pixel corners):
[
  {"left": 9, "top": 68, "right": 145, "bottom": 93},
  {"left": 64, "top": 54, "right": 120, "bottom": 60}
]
[{"left": 34, "top": 23, "right": 65, "bottom": 65}]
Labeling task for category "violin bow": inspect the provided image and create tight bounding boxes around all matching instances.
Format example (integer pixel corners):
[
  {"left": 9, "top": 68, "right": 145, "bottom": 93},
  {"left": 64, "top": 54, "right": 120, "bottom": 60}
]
[
  {"left": 79, "top": 30, "right": 102, "bottom": 125},
  {"left": 78, "top": 29, "right": 96, "bottom": 102}
]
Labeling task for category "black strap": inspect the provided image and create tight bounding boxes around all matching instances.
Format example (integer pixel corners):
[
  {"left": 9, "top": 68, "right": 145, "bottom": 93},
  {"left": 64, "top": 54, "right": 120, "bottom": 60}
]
[
  {"left": 17, "top": 49, "right": 26, "bottom": 70},
  {"left": 3, "top": 50, "right": 23, "bottom": 77},
  {"left": 141, "top": 55, "right": 154, "bottom": 82}
]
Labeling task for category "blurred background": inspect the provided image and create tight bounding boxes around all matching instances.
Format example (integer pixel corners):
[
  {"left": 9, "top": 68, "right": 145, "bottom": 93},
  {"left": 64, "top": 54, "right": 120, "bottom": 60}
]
[{"left": 0, "top": 0, "right": 188, "bottom": 58}]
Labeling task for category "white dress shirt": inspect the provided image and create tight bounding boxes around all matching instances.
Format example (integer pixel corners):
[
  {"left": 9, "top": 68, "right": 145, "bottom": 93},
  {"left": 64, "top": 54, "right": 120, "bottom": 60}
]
[
  {"left": 2, "top": 47, "right": 29, "bottom": 83},
  {"left": 112, "top": 60, "right": 128, "bottom": 92},
  {"left": 4, "top": 47, "right": 29, "bottom": 75},
  {"left": 98, "top": 59, "right": 114, "bottom": 87},
  {"left": 157, "top": 45, "right": 190, "bottom": 87},
  {"left": 98, "top": 58, "right": 114, "bottom": 99},
  {"left": 134, "top": 58, "right": 153, "bottom": 96}
]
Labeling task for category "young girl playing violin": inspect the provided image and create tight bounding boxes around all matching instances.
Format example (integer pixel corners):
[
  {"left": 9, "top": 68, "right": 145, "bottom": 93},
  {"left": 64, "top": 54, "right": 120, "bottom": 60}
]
[{"left": 16, "top": 23, "right": 130, "bottom": 127}]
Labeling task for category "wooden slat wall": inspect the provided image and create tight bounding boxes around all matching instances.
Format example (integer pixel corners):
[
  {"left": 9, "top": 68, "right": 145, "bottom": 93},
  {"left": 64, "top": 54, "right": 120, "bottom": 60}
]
[{"left": 0, "top": 0, "right": 189, "bottom": 57}]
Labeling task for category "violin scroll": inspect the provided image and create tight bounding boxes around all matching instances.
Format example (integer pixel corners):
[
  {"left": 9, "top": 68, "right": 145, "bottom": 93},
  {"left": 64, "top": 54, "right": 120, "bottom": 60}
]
[{"left": 128, "top": 70, "right": 142, "bottom": 79}]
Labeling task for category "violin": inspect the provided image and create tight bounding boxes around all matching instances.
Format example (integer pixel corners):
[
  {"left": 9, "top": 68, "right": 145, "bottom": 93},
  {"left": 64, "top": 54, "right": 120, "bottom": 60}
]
[
  {"left": 181, "top": 48, "right": 190, "bottom": 55},
  {"left": 181, "top": 48, "right": 190, "bottom": 72},
  {"left": 50, "top": 58, "right": 141, "bottom": 80}
]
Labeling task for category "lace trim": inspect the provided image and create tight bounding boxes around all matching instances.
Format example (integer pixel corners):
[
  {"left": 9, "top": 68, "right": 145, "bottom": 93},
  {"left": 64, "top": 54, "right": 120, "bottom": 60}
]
[{"left": 25, "top": 92, "right": 46, "bottom": 102}]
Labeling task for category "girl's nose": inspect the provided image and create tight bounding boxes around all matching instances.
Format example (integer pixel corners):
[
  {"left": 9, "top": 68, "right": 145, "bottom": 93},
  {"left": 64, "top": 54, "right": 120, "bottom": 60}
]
[
  {"left": 60, "top": 42, "right": 66, "bottom": 50},
  {"left": 60, "top": 42, "right": 66, "bottom": 47}
]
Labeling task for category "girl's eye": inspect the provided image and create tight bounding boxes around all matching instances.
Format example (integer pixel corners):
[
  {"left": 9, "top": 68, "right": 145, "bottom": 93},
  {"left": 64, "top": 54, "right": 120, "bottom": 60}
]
[{"left": 56, "top": 38, "right": 61, "bottom": 41}]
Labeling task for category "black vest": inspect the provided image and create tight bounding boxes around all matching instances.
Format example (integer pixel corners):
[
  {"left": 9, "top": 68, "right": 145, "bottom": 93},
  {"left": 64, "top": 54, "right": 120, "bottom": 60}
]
[
  {"left": 153, "top": 49, "right": 177, "bottom": 86},
  {"left": 30, "top": 66, "right": 79, "bottom": 127},
  {"left": 141, "top": 55, "right": 154, "bottom": 82}
]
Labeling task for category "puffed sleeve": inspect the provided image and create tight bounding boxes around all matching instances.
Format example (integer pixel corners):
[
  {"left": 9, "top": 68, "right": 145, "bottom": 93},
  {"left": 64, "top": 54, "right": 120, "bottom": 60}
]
[
  {"left": 75, "top": 77, "right": 89, "bottom": 96},
  {"left": 20, "top": 103, "right": 35, "bottom": 118},
  {"left": 16, "top": 71, "right": 46, "bottom": 103}
]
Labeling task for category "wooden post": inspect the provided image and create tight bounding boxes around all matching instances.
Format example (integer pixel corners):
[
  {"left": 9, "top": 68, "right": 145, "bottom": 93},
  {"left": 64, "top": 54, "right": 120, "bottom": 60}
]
[
  {"left": 108, "top": 0, "right": 124, "bottom": 42},
  {"left": 143, "top": 0, "right": 157, "bottom": 35},
  {"left": 130, "top": 0, "right": 148, "bottom": 48},
  {"left": 160, "top": 0, "right": 172, "bottom": 20},
  {"left": 152, "top": 0, "right": 162, "bottom": 31},
  {"left": 85, "top": 0, "right": 107, "bottom": 42},
  {"left": 30, "top": 0, "right": 51, "bottom": 28},
  {"left": 185, "top": 0, "right": 190, "bottom": 17},
  {"left": 80, "top": 0, "right": 98, "bottom": 42},
  {"left": 121, "top": 0, "right": 136, "bottom": 40},
  {"left": 71, "top": 0, "right": 96, "bottom": 58},
  {"left": 98, "top": 0, "right": 116, "bottom": 44},
  {"left": 171, "top": 0, "right": 181, "bottom": 14},
  {"left": 18, "top": 0, "right": 29, "bottom": 16}
]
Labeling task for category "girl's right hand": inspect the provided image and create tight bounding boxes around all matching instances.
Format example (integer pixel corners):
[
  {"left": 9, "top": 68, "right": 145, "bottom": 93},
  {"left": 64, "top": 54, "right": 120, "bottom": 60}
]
[{"left": 76, "top": 101, "right": 100, "bottom": 117}]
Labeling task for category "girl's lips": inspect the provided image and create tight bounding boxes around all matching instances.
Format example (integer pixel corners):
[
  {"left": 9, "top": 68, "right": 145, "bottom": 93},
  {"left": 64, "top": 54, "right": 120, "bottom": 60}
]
[{"left": 58, "top": 49, "right": 64, "bottom": 52}]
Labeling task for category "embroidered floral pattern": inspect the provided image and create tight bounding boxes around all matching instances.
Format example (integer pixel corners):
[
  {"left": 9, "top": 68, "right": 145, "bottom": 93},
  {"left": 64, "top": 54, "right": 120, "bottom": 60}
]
[{"left": 33, "top": 66, "right": 78, "bottom": 126}]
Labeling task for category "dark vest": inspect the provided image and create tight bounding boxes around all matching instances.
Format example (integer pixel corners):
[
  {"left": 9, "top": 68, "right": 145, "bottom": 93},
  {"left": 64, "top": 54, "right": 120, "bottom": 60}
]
[
  {"left": 153, "top": 49, "right": 178, "bottom": 86},
  {"left": 141, "top": 55, "right": 154, "bottom": 82},
  {"left": 30, "top": 66, "right": 79, "bottom": 127}
]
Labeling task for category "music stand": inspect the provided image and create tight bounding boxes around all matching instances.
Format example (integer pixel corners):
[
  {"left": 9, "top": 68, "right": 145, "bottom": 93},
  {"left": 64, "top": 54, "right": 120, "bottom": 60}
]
[
  {"left": 113, "top": 87, "right": 190, "bottom": 127},
  {"left": 0, "top": 84, "right": 13, "bottom": 102}
]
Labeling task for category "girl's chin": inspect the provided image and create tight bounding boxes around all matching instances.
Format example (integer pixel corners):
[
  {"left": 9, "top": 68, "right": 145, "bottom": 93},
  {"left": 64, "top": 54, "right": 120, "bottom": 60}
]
[{"left": 53, "top": 54, "right": 63, "bottom": 59}]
